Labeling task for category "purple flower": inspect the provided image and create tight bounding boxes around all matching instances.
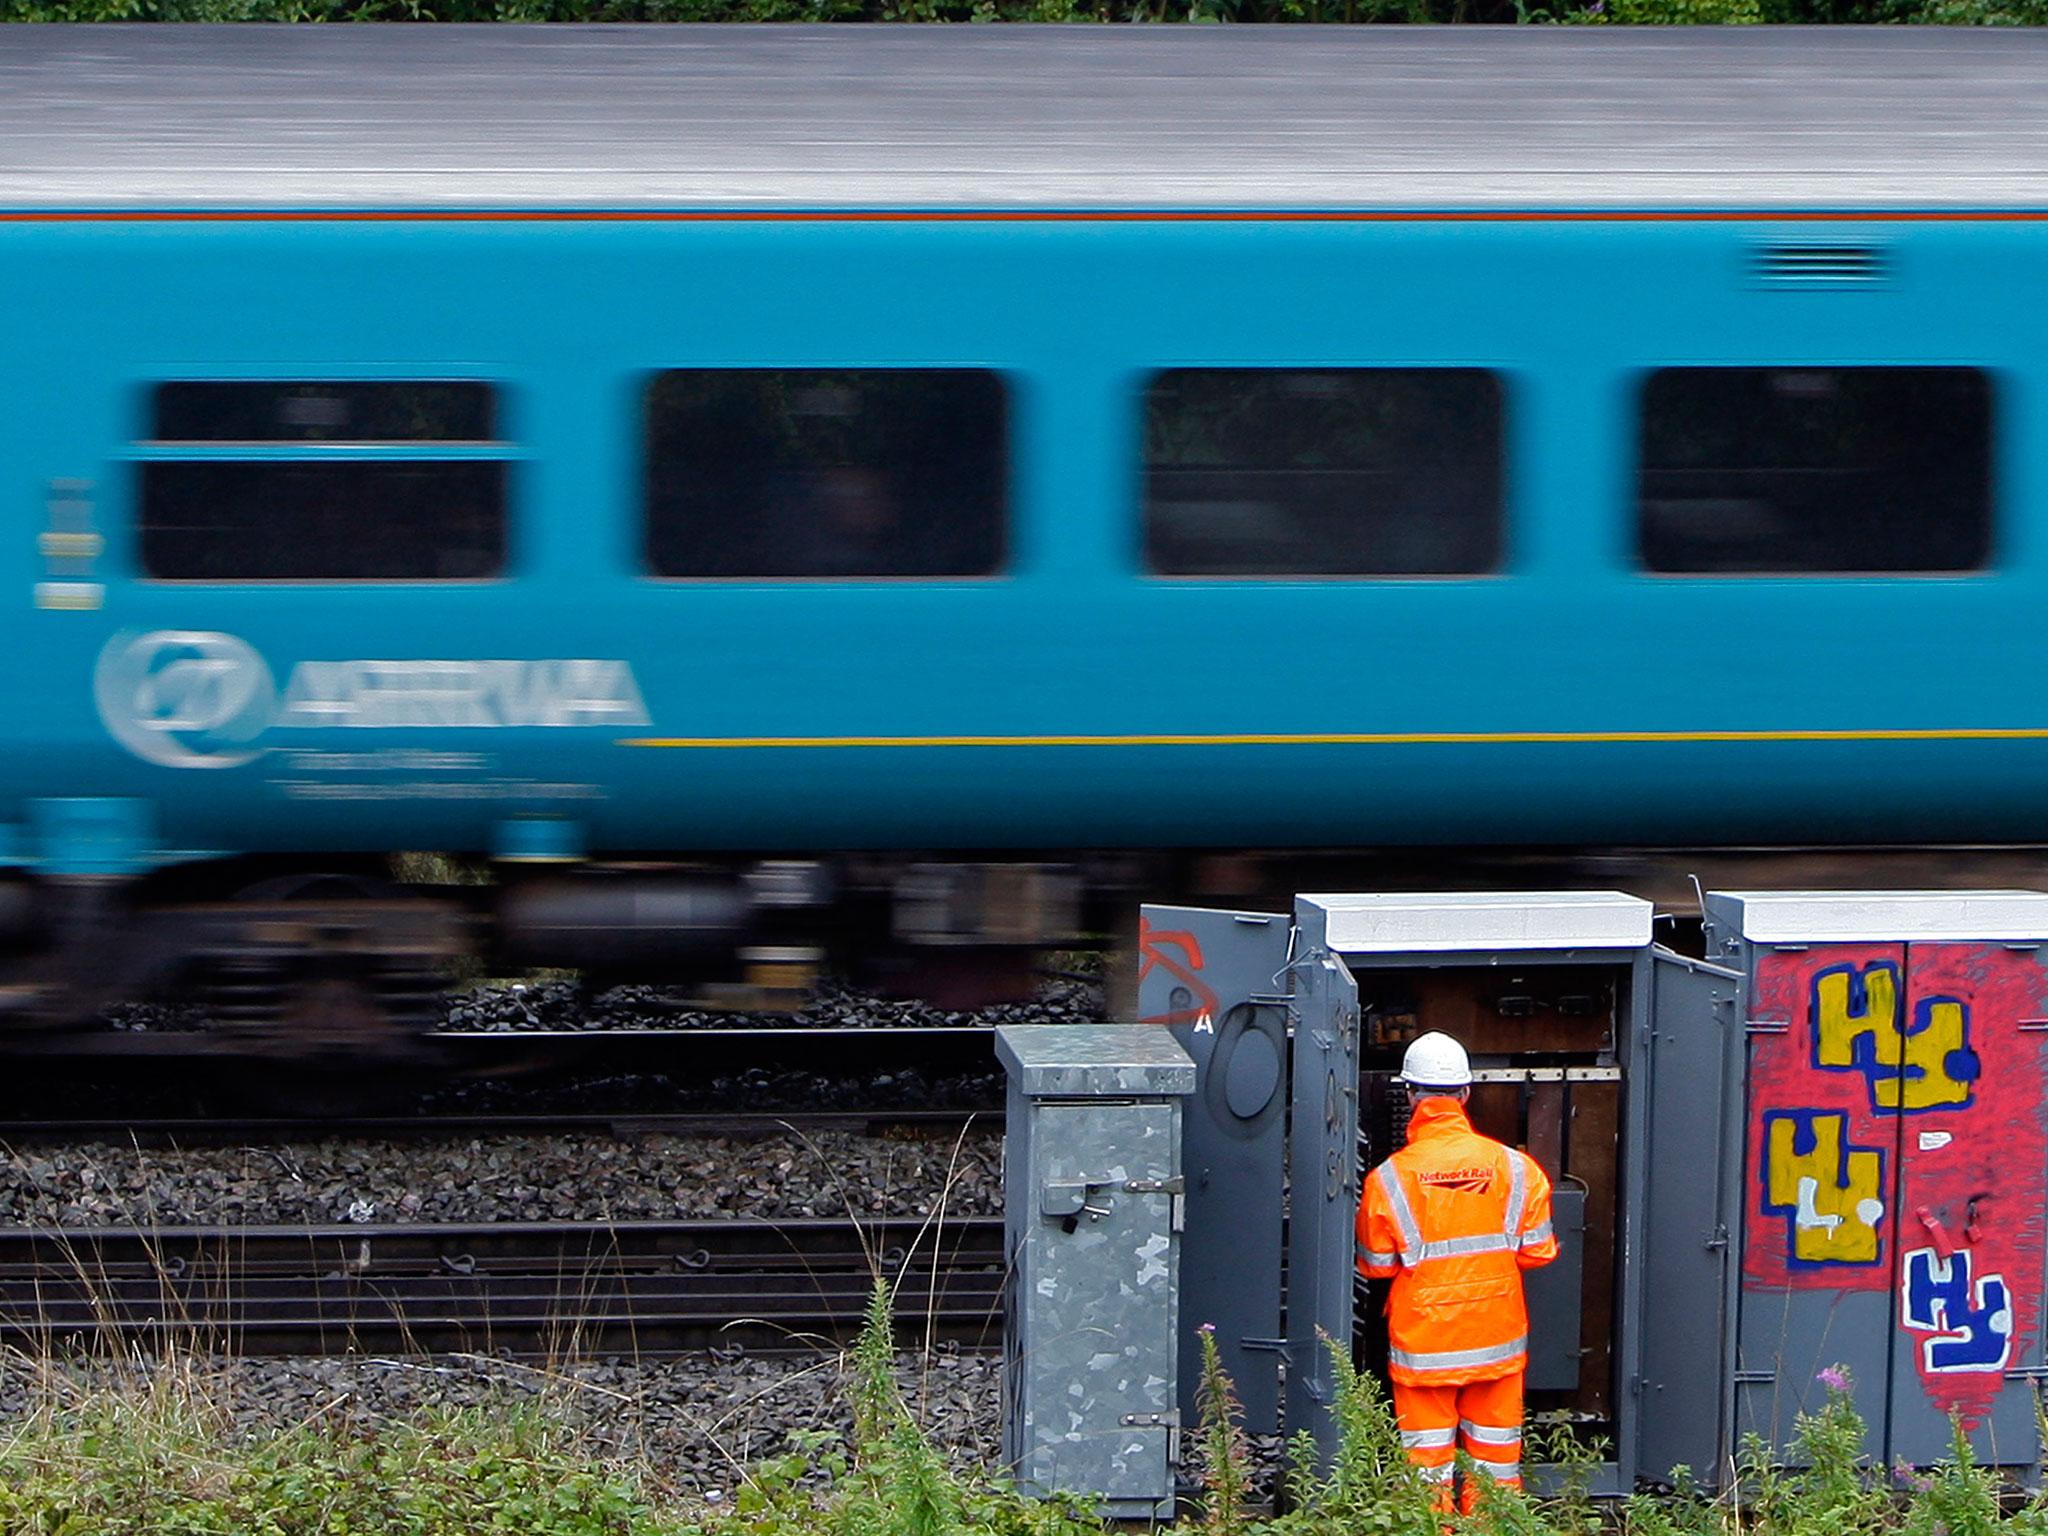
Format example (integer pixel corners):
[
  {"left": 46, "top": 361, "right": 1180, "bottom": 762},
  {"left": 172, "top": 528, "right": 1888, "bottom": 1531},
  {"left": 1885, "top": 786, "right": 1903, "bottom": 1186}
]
[
  {"left": 1198, "top": 1322, "right": 1217, "bottom": 1336},
  {"left": 1893, "top": 1458, "right": 1934, "bottom": 1493},
  {"left": 1816, "top": 1365, "right": 1851, "bottom": 1394}
]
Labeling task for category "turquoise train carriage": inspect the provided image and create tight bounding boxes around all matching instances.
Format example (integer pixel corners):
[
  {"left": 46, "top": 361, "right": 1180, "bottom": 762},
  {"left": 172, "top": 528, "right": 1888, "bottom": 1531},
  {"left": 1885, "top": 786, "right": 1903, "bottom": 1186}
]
[{"left": 2, "top": 24, "right": 2048, "bottom": 1035}]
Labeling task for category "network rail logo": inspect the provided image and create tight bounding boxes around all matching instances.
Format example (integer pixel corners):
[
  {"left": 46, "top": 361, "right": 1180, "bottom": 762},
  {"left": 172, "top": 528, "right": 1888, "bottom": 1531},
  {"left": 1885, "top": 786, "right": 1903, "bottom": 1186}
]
[{"left": 94, "top": 630, "right": 651, "bottom": 770}]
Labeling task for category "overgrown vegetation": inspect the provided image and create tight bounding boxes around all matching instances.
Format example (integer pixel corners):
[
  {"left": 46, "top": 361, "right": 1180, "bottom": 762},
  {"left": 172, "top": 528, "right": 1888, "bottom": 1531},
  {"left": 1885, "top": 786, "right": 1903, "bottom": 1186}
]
[
  {"left": 1183, "top": 1356, "right": 2048, "bottom": 1536},
  {"left": 5, "top": 1319, "right": 2048, "bottom": 1536},
  {"left": 0, "top": 1353, "right": 663, "bottom": 1536}
]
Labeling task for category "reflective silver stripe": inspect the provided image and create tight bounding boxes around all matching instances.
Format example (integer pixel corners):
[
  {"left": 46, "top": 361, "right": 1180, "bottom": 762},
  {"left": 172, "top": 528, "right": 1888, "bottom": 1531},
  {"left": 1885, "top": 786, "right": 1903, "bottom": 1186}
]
[
  {"left": 1459, "top": 1421, "right": 1523, "bottom": 1447},
  {"left": 1401, "top": 1427, "right": 1457, "bottom": 1450},
  {"left": 1420, "top": 1232, "right": 1517, "bottom": 1261},
  {"left": 1375, "top": 1162, "right": 1423, "bottom": 1265},
  {"left": 1472, "top": 1460, "right": 1522, "bottom": 1481},
  {"left": 1417, "top": 1461, "right": 1455, "bottom": 1483},
  {"left": 1502, "top": 1151, "right": 1528, "bottom": 1240},
  {"left": 1519, "top": 1220, "right": 1554, "bottom": 1250},
  {"left": 1388, "top": 1335, "right": 1528, "bottom": 1373},
  {"left": 1357, "top": 1246, "right": 1400, "bottom": 1268}
]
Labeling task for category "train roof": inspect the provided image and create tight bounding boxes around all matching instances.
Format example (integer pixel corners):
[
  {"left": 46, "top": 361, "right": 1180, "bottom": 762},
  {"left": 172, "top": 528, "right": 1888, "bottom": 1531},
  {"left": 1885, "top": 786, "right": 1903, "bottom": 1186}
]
[{"left": 1, "top": 25, "right": 2045, "bottom": 213}]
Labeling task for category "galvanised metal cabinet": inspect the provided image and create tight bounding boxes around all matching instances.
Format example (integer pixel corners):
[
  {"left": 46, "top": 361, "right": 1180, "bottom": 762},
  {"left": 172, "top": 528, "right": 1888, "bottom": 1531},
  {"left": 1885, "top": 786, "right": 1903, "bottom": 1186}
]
[
  {"left": 1704, "top": 891, "right": 2048, "bottom": 1475},
  {"left": 997, "top": 1023, "right": 1195, "bottom": 1519},
  {"left": 1143, "top": 892, "right": 1739, "bottom": 1492}
]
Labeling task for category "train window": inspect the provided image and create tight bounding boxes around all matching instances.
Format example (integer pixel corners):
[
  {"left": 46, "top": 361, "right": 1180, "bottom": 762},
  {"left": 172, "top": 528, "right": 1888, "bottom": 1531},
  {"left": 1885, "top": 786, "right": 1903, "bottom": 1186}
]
[
  {"left": 139, "top": 380, "right": 507, "bottom": 581},
  {"left": 1143, "top": 369, "right": 1504, "bottom": 577},
  {"left": 1638, "top": 367, "right": 1992, "bottom": 574},
  {"left": 141, "top": 463, "right": 505, "bottom": 581},
  {"left": 644, "top": 369, "right": 1007, "bottom": 579},
  {"left": 154, "top": 382, "right": 495, "bottom": 443}
]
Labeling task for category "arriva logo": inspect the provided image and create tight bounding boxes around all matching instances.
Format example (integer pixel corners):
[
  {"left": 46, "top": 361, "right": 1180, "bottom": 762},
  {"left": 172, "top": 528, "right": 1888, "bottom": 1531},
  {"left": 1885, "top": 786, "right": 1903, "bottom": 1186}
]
[
  {"left": 95, "top": 631, "right": 275, "bottom": 769},
  {"left": 95, "top": 631, "right": 652, "bottom": 770}
]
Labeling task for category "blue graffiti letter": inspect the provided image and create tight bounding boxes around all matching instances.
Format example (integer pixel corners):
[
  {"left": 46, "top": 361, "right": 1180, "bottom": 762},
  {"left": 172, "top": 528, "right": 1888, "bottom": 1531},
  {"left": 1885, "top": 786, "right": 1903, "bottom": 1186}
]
[{"left": 1901, "top": 1247, "right": 2012, "bottom": 1374}]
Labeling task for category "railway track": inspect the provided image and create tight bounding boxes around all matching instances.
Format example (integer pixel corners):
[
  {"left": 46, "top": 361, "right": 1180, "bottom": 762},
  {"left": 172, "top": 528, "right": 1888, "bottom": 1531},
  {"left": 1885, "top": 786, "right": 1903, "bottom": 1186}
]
[
  {"left": 0, "top": 1109, "right": 988, "bottom": 1146},
  {"left": 0, "top": 1025, "right": 1006, "bottom": 1119},
  {"left": 11, "top": 1025, "right": 1003, "bottom": 1071},
  {"left": 0, "top": 1215, "right": 1005, "bottom": 1357}
]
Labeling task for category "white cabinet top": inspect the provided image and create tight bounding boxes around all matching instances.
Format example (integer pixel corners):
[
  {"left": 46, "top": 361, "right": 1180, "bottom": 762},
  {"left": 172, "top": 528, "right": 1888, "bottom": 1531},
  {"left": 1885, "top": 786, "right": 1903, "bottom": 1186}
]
[
  {"left": 1299, "top": 891, "right": 1654, "bottom": 955},
  {"left": 1709, "top": 890, "right": 2048, "bottom": 944}
]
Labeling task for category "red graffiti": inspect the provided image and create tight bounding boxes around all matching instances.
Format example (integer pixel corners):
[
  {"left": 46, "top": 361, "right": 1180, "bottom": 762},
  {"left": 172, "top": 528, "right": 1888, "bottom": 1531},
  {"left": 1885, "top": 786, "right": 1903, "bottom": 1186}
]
[
  {"left": 1746, "top": 941, "right": 2048, "bottom": 1430},
  {"left": 1136, "top": 915, "right": 1218, "bottom": 1027},
  {"left": 1892, "top": 944, "right": 2046, "bottom": 1427},
  {"left": 1746, "top": 943, "right": 1902, "bottom": 1293}
]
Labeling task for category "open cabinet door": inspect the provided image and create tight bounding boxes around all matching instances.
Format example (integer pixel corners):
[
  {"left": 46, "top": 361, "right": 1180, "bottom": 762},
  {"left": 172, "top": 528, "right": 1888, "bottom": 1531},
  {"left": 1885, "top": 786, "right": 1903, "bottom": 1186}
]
[
  {"left": 1737, "top": 943, "right": 1907, "bottom": 1465},
  {"left": 1283, "top": 945, "right": 1363, "bottom": 1466},
  {"left": 1884, "top": 942, "right": 2048, "bottom": 1472},
  {"left": 1633, "top": 946, "right": 1741, "bottom": 1487},
  {"left": 1735, "top": 938, "right": 2048, "bottom": 1475},
  {"left": 1138, "top": 905, "right": 1292, "bottom": 1431}
]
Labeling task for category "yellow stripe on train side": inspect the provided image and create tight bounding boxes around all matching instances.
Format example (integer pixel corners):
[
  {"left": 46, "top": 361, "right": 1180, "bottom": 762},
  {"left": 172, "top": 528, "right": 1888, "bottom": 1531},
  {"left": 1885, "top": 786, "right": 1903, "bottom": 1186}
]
[{"left": 617, "top": 727, "right": 2048, "bottom": 749}]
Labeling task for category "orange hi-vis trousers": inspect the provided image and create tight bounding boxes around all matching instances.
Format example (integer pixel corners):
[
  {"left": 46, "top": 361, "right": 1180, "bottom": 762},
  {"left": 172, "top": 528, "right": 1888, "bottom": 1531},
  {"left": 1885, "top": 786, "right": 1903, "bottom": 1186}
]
[{"left": 1392, "top": 1371, "right": 1524, "bottom": 1515}]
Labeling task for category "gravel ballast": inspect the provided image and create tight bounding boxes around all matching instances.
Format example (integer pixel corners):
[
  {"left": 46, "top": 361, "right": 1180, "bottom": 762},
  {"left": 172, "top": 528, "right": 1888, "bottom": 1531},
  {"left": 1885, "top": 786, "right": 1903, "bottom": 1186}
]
[
  {"left": 0, "top": 977, "right": 1152, "bottom": 1509},
  {"left": 0, "top": 1344, "right": 1292, "bottom": 1508},
  {"left": 0, "top": 1125, "right": 1000, "bottom": 1228},
  {"left": 0, "top": 1346, "right": 1003, "bottom": 1500},
  {"left": 443, "top": 976, "right": 1105, "bottom": 1033}
]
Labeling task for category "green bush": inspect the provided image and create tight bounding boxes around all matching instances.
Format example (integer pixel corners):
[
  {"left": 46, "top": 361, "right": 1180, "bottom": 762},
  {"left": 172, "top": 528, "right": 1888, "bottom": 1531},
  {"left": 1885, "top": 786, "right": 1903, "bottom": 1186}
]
[
  {"left": 0, "top": 0, "right": 2025, "bottom": 23},
  {"left": 0, "top": 1363, "right": 664, "bottom": 1536},
  {"left": 7, "top": 1335, "right": 2048, "bottom": 1536}
]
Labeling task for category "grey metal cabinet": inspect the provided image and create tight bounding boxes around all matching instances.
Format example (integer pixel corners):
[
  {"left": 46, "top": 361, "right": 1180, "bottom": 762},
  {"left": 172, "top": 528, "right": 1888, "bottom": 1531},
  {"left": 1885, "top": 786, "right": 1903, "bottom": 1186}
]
[
  {"left": 1148, "top": 890, "right": 1739, "bottom": 1492},
  {"left": 997, "top": 1024, "right": 1194, "bottom": 1519},
  {"left": 1705, "top": 891, "right": 2048, "bottom": 1477}
]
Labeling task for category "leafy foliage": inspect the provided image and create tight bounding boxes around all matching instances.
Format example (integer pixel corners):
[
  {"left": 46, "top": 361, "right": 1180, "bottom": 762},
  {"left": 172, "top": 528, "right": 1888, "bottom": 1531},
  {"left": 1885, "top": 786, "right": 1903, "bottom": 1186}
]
[
  {"left": 0, "top": 0, "right": 2031, "bottom": 25},
  {"left": 1195, "top": 1324, "right": 1254, "bottom": 1536},
  {"left": 8, "top": 1339, "right": 2048, "bottom": 1536},
  {"left": 0, "top": 1359, "right": 661, "bottom": 1536},
  {"left": 1260, "top": 1335, "right": 1442, "bottom": 1536}
]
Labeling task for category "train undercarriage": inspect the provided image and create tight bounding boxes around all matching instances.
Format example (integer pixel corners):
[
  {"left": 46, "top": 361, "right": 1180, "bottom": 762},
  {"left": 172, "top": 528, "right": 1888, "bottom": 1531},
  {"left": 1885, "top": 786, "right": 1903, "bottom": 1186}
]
[{"left": 4, "top": 843, "right": 2048, "bottom": 1060}]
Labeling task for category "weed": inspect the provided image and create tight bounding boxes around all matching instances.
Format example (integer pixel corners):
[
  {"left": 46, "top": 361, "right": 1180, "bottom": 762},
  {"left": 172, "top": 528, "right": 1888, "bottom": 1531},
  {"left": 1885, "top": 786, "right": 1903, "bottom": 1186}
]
[
  {"left": 3, "top": 1326, "right": 2044, "bottom": 1536},
  {"left": 1263, "top": 1334, "right": 1441, "bottom": 1536},
  {"left": 1195, "top": 1324, "right": 1254, "bottom": 1536}
]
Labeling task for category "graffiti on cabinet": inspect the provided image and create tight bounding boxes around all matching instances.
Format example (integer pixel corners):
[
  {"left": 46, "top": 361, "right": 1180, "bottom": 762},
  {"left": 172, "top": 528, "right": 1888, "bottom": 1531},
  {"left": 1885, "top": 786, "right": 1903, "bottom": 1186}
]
[
  {"left": 1760, "top": 1109, "right": 1886, "bottom": 1267},
  {"left": 1136, "top": 915, "right": 1219, "bottom": 1029},
  {"left": 1812, "top": 962, "right": 1978, "bottom": 1113},
  {"left": 1748, "top": 944, "right": 2048, "bottom": 1430},
  {"left": 1901, "top": 1246, "right": 2014, "bottom": 1375}
]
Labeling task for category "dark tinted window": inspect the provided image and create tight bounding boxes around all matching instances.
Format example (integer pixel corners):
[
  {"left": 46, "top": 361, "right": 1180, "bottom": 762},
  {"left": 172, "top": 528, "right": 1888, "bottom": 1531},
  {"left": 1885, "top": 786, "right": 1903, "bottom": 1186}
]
[
  {"left": 645, "top": 370, "right": 1007, "bottom": 578},
  {"left": 141, "top": 462, "right": 505, "bottom": 581},
  {"left": 155, "top": 382, "right": 495, "bottom": 442},
  {"left": 1144, "top": 369, "right": 1503, "bottom": 577},
  {"left": 1639, "top": 367, "right": 1992, "bottom": 574}
]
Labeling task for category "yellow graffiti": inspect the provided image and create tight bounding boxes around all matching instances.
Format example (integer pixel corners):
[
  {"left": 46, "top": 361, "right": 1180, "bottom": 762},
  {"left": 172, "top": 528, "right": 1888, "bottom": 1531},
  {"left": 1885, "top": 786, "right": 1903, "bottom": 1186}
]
[
  {"left": 1814, "top": 965, "right": 1973, "bottom": 1111},
  {"left": 1765, "top": 1112, "right": 1885, "bottom": 1264}
]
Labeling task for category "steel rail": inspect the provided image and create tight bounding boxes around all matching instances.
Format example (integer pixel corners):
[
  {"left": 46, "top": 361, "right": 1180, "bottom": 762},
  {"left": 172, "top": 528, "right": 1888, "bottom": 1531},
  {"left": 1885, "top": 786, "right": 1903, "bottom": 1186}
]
[
  {"left": 0, "top": 1215, "right": 1006, "bottom": 1356},
  {"left": 0, "top": 1109, "right": 990, "bottom": 1145},
  {"left": 0, "top": 1024, "right": 1007, "bottom": 1122},
  {"left": 10, "top": 1025, "right": 1003, "bottom": 1060}
]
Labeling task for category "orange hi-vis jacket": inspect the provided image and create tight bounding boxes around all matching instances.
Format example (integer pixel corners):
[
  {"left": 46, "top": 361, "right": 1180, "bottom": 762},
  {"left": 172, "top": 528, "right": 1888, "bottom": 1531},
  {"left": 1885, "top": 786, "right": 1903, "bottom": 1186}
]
[{"left": 1355, "top": 1098, "right": 1559, "bottom": 1386}]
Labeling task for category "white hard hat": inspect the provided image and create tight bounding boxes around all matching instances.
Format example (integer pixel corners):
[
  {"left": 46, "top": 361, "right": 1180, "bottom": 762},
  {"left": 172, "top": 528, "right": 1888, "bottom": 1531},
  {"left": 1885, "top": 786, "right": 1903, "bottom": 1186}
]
[{"left": 1399, "top": 1031, "right": 1472, "bottom": 1090}]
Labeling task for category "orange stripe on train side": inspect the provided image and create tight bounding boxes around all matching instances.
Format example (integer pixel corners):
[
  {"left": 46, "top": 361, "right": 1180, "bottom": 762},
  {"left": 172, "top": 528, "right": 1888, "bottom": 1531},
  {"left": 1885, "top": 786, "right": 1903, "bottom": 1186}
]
[{"left": 3, "top": 208, "right": 2048, "bottom": 224}]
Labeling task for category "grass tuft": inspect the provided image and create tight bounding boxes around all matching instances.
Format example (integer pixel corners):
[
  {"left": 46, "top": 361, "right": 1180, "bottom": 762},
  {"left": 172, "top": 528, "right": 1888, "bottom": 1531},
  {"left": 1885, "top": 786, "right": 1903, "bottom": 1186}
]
[
  {"left": 5, "top": 1329, "right": 2048, "bottom": 1536},
  {"left": 0, "top": 1353, "right": 659, "bottom": 1536}
]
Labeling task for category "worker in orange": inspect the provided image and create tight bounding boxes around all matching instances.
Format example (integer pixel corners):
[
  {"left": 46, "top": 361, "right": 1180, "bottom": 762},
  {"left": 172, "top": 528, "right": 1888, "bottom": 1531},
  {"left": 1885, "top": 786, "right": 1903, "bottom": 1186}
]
[{"left": 1356, "top": 1031, "right": 1557, "bottom": 1514}]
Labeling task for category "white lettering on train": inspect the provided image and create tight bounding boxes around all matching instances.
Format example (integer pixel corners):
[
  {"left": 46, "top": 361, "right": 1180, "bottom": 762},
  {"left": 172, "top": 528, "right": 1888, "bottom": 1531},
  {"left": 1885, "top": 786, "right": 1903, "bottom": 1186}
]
[
  {"left": 276, "top": 659, "right": 649, "bottom": 731},
  {"left": 94, "top": 631, "right": 650, "bottom": 769}
]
